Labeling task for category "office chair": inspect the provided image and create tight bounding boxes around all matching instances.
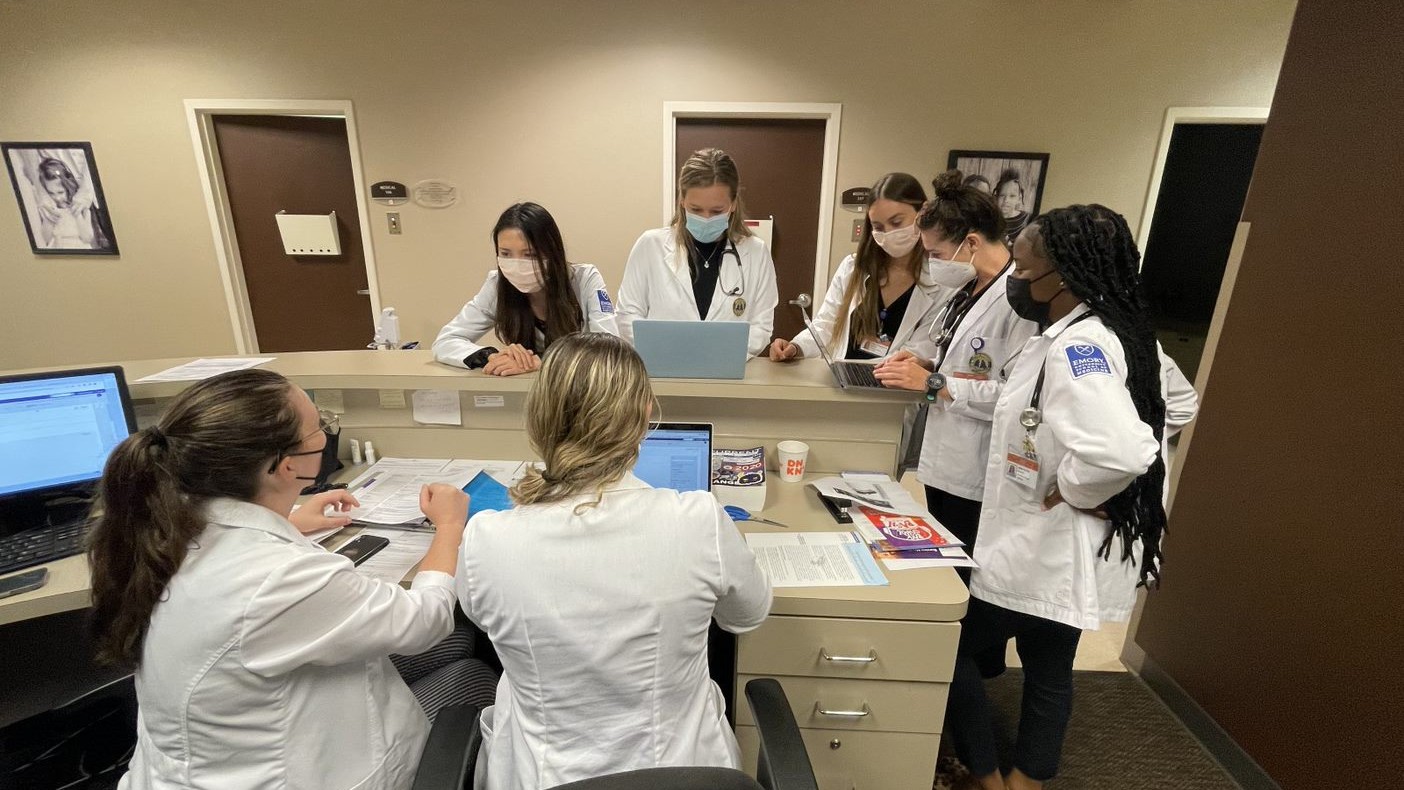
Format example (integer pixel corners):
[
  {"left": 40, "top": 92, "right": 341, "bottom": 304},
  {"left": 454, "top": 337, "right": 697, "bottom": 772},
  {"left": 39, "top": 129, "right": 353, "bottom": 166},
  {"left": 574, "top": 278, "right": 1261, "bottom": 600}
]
[{"left": 412, "top": 677, "right": 818, "bottom": 790}]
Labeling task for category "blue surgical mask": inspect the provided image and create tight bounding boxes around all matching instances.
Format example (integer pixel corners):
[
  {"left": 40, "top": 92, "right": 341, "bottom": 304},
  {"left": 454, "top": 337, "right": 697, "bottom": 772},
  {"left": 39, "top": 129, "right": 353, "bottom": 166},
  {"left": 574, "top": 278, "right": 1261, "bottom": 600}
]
[{"left": 685, "top": 212, "right": 730, "bottom": 243}]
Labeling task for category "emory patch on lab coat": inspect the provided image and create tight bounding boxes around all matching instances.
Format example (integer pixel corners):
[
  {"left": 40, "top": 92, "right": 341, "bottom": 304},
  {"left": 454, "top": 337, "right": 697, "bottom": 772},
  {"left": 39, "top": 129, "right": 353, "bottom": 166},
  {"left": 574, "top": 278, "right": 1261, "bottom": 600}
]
[{"left": 1065, "top": 343, "right": 1112, "bottom": 378}]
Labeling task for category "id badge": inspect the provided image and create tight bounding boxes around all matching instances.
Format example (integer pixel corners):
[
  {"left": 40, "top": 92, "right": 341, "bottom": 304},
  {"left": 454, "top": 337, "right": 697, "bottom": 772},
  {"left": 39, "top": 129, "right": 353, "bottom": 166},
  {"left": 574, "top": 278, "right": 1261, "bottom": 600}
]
[
  {"left": 860, "top": 337, "right": 893, "bottom": 357},
  {"left": 1004, "top": 440, "right": 1039, "bottom": 490}
]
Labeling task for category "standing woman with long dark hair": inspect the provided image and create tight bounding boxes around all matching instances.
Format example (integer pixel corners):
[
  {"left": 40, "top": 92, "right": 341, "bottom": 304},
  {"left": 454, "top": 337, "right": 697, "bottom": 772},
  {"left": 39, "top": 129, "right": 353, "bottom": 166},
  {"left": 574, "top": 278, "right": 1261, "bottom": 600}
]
[
  {"left": 89, "top": 369, "right": 476, "bottom": 789},
  {"left": 433, "top": 201, "right": 619, "bottom": 376},
  {"left": 945, "top": 205, "right": 1197, "bottom": 790},
  {"left": 768, "top": 172, "right": 943, "bottom": 362}
]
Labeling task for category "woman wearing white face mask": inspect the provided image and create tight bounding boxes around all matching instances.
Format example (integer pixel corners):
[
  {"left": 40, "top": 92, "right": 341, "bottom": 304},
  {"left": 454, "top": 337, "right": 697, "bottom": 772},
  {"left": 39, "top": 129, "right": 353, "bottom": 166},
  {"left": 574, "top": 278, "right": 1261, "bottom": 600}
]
[
  {"left": 873, "top": 170, "right": 1038, "bottom": 570},
  {"left": 768, "top": 172, "right": 942, "bottom": 363},
  {"left": 433, "top": 202, "right": 619, "bottom": 376},
  {"left": 616, "top": 148, "right": 779, "bottom": 357}
]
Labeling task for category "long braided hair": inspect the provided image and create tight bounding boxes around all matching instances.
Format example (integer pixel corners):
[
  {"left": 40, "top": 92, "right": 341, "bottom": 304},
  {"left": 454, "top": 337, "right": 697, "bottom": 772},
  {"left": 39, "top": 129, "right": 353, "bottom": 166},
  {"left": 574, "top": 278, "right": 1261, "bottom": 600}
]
[{"left": 1033, "top": 204, "right": 1168, "bottom": 587}]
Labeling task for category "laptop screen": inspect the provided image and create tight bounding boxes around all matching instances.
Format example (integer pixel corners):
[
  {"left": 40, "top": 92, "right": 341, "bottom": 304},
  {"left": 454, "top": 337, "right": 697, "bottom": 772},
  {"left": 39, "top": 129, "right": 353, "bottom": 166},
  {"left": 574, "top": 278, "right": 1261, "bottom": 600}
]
[{"left": 633, "top": 423, "right": 712, "bottom": 492}]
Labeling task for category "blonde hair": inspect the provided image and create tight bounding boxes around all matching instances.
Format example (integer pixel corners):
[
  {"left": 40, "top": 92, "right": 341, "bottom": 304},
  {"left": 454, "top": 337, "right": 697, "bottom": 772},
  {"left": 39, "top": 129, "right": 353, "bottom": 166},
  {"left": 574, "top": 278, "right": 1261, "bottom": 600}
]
[
  {"left": 511, "top": 333, "right": 655, "bottom": 512},
  {"left": 670, "top": 147, "right": 754, "bottom": 250}
]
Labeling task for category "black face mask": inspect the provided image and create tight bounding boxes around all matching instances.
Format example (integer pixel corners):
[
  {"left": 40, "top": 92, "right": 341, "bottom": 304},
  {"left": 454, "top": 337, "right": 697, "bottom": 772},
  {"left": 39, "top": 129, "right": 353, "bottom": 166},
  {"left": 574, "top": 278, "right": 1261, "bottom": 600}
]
[{"left": 1006, "top": 269, "right": 1061, "bottom": 325}]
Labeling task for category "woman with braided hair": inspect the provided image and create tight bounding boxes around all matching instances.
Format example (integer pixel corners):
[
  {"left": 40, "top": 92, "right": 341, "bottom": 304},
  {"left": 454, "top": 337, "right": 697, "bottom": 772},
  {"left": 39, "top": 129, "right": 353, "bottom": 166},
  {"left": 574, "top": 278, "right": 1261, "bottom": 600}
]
[{"left": 944, "top": 204, "right": 1198, "bottom": 790}]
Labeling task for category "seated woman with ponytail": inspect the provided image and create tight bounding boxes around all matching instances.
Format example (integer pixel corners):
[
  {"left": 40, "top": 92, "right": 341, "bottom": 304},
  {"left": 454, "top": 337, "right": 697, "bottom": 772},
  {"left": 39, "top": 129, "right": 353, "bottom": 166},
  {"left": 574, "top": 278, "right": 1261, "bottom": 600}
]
[
  {"left": 457, "top": 333, "right": 772, "bottom": 790},
  {"left": 944, "top": 205, "right": 1198, "bottom": 790},
  {"left": 88, "top": 369, "right": 486, "bottom": 790}
]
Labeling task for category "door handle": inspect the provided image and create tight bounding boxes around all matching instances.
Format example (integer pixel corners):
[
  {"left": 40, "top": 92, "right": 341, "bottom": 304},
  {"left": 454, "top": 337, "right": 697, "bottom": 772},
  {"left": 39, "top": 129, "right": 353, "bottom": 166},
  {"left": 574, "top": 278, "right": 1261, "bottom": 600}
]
[
  {"left": 819, "top": 648, "right": 877, "bottom": 664},
  {"left": 815, "top": 702, "right": 871, "bottom": 718},
  {"left": 356, "top": 289, "right": 370, "bottom": 296}
]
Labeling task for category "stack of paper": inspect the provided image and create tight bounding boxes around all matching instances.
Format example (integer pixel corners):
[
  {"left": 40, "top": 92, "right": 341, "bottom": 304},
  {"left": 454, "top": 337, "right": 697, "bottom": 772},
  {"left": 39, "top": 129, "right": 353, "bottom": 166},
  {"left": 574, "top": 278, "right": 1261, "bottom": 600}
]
[
  {"left": 345, "top": 457, "right": 525, "bottom": 528},
  {"left": 745, "top": 532, "right": 888, "bottom": 587},
  {"left": 812, "top": 473, "right": 977, "bottom": 571},
  {"left": 136, "top": 357, "right": 275, "bottom": 382}
]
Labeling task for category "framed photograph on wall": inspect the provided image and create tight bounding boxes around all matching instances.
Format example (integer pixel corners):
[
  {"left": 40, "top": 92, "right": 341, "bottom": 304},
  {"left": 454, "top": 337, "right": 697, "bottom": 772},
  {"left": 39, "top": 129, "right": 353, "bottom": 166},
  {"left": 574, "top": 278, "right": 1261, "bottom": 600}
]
[
  {"left": 946, "top": 150, "right": 1049, "bottom": 246},
  {"left": 3, "top": 141, "right": 119, "bottom": 255}
]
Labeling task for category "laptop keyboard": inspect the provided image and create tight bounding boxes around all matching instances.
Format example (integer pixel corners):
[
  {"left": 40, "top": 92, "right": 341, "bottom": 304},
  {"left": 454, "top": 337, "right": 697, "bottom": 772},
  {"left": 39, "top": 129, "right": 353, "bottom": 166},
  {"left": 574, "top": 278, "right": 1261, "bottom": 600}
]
[
  {"left": 835, "top": 362, "right": 882, "bottom": 389},
  {"left": 0, "top": 522, "right": 88, "bottom": 577}
]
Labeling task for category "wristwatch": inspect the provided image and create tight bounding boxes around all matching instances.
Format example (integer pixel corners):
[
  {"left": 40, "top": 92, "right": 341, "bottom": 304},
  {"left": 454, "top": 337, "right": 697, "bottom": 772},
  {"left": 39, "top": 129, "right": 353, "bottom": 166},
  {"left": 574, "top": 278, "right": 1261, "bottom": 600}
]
[{"left": 924, "top": 371, "right": 946, "bottom": 402}]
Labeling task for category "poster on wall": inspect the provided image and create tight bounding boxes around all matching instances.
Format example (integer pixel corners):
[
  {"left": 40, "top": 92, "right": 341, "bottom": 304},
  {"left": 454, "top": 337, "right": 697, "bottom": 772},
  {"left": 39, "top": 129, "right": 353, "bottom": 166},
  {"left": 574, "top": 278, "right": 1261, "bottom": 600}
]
[
  {"left": 946, "top": 150, "right": 1049, "bottom": 247},
  {"left": 3, "top": 141, "right": 119, "bottom": 255}
]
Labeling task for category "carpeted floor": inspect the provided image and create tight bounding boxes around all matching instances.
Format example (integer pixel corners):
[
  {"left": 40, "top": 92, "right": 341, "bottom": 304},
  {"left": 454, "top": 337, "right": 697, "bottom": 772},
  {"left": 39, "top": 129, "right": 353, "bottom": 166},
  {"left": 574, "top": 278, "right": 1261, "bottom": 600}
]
[{"left": 971, "top": 669, "right": 1241, "bottom": 789}]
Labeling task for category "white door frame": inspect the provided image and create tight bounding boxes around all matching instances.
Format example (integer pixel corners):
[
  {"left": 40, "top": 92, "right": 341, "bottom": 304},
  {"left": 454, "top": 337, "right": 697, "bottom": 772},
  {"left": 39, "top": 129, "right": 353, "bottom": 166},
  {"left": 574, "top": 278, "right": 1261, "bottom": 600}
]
[
  {"left": 1136, "top": 106, "right": 1269, "bottom": 256},
  {"left": 663, "top": 101, "right": 842, "bottom": 303},
  {"left": 183, "top": 99, "right": 382, "bottom": 354}
]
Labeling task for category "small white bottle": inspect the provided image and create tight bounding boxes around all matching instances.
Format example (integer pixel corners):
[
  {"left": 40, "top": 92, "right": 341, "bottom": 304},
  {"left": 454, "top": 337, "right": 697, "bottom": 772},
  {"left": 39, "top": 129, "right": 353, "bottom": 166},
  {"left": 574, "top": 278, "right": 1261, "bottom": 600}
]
[
  {"left": 349, "top": 438, "right": 363, "bottom": 465},
  {"left": 363, "top": 441, "right": 378, "bottom": 465},
  {"left": 380, "top": 308, "right": 401, "bottom": 349}
]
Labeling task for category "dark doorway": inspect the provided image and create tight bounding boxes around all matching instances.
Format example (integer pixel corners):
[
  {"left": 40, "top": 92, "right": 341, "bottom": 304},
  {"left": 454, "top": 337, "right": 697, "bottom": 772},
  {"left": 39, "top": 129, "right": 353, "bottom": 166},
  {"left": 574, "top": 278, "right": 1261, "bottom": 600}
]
[
  {"left": 212, "top": 115, "right": 375, "bottom": 352},
  {"left": 677, "top": 118, "right": 827, "bottom": 342},
  {"left": 1140, "top": 122, "right": 1264, "bottom": 381}
]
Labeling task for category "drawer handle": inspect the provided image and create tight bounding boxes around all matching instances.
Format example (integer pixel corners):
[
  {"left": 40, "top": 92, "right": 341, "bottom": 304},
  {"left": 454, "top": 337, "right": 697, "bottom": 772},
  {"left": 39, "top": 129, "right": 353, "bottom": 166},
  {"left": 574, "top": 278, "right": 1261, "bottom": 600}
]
[
  {"left": 820, "top": 648, "right": 877, "bottom": 664},
  {"left": 815, "top": 702, "right": 871, "bottom": 718}
]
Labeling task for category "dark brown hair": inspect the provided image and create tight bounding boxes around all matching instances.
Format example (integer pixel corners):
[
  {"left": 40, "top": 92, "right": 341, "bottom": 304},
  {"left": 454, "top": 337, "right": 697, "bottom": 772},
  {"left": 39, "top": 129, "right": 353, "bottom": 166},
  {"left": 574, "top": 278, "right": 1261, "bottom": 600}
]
[
  {"left": 492, "top": 202, "right": 583, "bottom": 354},
  {"left": 917, "top": 169, "right": 1007, "bottom": 244},
  {"left": 835, "top": 172, "right": 927, "bottom": 354},
  {"left": 87, "top": 369, "right": 303, "bottom": 666}
]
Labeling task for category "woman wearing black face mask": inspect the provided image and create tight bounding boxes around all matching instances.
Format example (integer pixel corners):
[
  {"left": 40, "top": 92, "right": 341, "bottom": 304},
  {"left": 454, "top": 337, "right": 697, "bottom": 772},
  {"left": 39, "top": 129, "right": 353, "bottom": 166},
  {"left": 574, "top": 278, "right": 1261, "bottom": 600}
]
[{"left": 943, "top": 205, "right": 1198, "bottom": 790}]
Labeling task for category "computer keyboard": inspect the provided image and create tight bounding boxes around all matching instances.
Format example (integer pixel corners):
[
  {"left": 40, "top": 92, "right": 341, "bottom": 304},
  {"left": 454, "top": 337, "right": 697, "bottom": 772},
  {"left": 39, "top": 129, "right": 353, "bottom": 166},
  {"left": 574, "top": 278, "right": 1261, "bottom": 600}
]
[
  {"left": 0, "top": 522, "right": 88, "bottom": 577},
  {"left": 835, "top": 362, "right": 882, "bottom": 389}
]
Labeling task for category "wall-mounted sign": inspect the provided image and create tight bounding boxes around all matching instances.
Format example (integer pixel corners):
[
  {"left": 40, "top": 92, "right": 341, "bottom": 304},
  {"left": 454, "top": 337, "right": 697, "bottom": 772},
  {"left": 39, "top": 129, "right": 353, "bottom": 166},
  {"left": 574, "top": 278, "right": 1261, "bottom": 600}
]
[
  {"left": 412, "top": 179, "right": 458, "bottom": 209},
  {"left": 371, "top": 181, "right": 408, "bottom": 206},
  {"left": 840, "top": 187, "right": 871, "bottom": 211}
]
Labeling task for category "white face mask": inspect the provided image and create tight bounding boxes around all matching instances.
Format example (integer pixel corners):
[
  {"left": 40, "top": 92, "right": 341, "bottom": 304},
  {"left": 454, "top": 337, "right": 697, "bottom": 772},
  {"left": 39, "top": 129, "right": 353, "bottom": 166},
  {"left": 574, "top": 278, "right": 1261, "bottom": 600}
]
[
  {"left": 922, "top": 240, "right": 978, "bottom": 291},
  {"left": 871, "top": 221, "right": 920, "bottom": 257},
  {"left": 497, "top": 257, "right": 543, "bottom": 294}
]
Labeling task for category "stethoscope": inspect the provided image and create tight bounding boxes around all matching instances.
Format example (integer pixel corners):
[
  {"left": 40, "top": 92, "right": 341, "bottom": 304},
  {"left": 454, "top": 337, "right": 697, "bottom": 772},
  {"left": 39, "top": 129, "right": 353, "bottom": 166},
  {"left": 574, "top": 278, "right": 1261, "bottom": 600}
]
[
  {"left": 689, "top": 238, "right": 747, "bottom": 314},
  {"left": 926, "top": 259, "right": 1012, "bottom": 362},
  {"left": 1017, "top": 312, "right": 1096, "bottom": 430}
]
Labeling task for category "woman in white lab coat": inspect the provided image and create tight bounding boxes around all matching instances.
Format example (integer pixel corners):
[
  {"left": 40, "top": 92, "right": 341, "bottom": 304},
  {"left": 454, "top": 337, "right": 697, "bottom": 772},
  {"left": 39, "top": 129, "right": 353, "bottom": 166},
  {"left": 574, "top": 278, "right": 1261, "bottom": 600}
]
[
  {"left": 87, "top": 369, "right": 475, "bottom": 790},
  {"left": 457, "top": 333, "right": 772, "bottom": 790},
  {"left": 945, "top": 205, "right": 1199, "bottom": 790},
  {"left": 616, "top": 148, "right": 779, "bottom": 357},
  {"left": 433, "top": 202, "right": 619, "bottom": 375},
  {"left": 872, "top": 170, "right": 1038, "bottom": 569},
  {"left": 769, "top": 172, "right": 942, "bottom": 363}
]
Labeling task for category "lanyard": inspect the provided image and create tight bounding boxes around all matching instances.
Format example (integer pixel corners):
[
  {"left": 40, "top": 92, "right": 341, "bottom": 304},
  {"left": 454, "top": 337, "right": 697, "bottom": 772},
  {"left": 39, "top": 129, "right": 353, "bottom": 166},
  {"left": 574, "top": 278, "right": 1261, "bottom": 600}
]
[
  {"left": 1020, "top": 311, "right": 1096, "bottom": 430},
  {"left": 929, "top": 259, "right": 1011, "bottom": 369}
]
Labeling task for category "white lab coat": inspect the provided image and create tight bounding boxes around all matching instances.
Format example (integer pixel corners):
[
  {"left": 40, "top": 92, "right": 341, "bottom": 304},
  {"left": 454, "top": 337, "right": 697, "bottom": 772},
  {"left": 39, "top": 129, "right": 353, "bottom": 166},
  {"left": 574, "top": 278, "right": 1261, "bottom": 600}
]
[
  {"left": 789, "top": 254, "right": 946, "bottom": 361},
  {"left": 457, "top": 474, "right": 772, "bottom": 790},
  {"left": 616, "top": 228, "right": 778, "bottom": 357},
  {"left": 433, "top": 263, "right": 619, "bottom": 367},
  {"left": 970, "top": 306, "right": 1164, "bottom": 631},
  {"left": 120, "top": 498, "right": 456, "bottom": 790},
  {"left": 918, "top": 270, "right": 1040, "bottom": 500}
]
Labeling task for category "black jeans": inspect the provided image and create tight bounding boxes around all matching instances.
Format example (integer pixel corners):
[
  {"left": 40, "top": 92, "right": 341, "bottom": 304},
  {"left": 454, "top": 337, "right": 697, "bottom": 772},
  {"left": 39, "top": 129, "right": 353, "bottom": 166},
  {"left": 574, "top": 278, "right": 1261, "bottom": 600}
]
[{"left": 945, "top": 598, "right": 1082, "bottom": 781}]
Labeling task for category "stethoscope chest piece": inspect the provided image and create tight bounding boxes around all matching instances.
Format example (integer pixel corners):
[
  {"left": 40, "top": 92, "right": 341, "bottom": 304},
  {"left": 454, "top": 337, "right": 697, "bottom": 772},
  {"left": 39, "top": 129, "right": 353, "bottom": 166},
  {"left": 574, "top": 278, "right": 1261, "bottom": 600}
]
[
  {"left": 732, "top": 296, "right": 746, "bottom": 316},
  {"left": 1019, "top": 407, "right": 1042, "bottom": 430}
]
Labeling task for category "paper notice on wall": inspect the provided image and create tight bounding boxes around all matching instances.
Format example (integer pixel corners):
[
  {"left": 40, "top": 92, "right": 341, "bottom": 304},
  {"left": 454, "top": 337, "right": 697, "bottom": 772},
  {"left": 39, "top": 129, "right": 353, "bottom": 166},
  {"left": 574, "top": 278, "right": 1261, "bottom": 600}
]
[{"left": 412, "top": 390, "right": 462, "bottom": 425}]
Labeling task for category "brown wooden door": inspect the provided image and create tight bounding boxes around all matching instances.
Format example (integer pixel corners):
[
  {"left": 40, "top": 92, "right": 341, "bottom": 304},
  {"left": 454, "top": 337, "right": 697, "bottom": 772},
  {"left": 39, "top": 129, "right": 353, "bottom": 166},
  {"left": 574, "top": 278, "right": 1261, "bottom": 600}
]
[
  {"left": 212, "top": 115, "right": 374, "bottom": 352},
  {"left": 677, "top": 118, "right": 826, "bottom": 342}
]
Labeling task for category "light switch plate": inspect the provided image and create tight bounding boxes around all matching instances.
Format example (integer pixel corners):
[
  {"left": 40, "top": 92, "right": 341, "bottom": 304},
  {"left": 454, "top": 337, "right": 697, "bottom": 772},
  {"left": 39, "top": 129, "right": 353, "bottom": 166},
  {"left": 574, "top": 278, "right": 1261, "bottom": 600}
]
[
  {"left": 851, "top": 219, "right": 863, "bottom": 242},
  {"left": 387, "top": 213, "right": 402, "bottom": 235}
]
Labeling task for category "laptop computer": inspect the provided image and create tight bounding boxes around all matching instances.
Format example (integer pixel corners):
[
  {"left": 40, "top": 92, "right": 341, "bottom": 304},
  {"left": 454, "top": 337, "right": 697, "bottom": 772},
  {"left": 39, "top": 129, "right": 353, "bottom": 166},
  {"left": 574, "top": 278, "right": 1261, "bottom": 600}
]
[
  {"left": 633, "top": 320, "right": 749, "bottom": 379},
  {"left": 633, "top": 422, "right": 712, "bottom": 492},
  {"left": 801, "top": 315, "right": 888, "bottom": 390}
]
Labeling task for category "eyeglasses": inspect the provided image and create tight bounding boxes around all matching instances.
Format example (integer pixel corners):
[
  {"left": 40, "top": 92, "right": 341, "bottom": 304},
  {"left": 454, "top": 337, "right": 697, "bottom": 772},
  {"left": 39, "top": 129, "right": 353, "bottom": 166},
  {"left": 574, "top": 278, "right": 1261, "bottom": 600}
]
[{"left": 267, "top": 410, "right": 340, "bottom": 474}]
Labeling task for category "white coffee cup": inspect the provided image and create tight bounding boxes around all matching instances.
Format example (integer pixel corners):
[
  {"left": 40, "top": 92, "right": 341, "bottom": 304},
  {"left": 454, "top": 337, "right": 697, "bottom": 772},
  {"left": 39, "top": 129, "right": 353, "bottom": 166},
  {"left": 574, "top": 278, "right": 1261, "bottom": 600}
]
[{"left": 777, "top": 440, "right": 810, "bottom": 482}]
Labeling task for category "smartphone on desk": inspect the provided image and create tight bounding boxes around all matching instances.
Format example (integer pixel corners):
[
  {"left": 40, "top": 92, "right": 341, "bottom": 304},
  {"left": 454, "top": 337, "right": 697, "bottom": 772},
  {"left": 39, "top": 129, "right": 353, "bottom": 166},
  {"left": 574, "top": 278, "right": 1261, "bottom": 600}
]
[
  {"left": 335, "top": 535, "right": 390, "bottom": 566},
  {"left": 0, "top": 568, "right": 50, "bottom": 600}
]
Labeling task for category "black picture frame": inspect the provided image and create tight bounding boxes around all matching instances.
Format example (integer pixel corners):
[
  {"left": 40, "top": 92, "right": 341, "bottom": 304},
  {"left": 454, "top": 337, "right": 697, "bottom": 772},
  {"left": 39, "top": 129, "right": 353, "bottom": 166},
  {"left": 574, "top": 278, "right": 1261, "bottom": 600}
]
[
  {"left": 946, "top": 149, "right": 1050, "bottom": 245},
  {"left": 3, "top": 141, "right": 120, "bottom": 256}
]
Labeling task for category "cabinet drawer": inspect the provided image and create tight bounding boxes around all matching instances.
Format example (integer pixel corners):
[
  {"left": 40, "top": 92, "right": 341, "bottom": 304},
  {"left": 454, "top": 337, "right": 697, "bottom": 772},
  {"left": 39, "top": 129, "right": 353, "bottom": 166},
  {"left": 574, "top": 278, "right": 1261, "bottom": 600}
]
[
  {"left": 738, "top": 616, "right": 959, "bottom": 682},
  {"left": 737, "top": 724, "right": 939, "bottom": 790},
  {"left": 735, "top": 674, "right": 947, "bottom": 734}
]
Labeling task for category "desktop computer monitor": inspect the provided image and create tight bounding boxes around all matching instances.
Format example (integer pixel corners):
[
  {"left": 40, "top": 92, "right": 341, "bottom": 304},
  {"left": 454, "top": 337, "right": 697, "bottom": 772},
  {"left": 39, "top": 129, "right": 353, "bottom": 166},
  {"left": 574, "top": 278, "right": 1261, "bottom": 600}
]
[
  {"left": 0, "top": 367, "right": 137, "bottom": 504},
  {"left": 632, "top": 422, "right": 712, "bottom": 493}
]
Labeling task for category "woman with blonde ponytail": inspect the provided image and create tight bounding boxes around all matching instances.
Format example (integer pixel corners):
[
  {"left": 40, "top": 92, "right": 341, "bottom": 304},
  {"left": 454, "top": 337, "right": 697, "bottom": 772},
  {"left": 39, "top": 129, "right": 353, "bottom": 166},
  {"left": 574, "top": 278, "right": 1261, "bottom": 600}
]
[
  {"left": 457, "top": 333, "right": 772, "bottom": 790},
  {"left": 89, "top": 369, "right": 485, "bottom": 790}
]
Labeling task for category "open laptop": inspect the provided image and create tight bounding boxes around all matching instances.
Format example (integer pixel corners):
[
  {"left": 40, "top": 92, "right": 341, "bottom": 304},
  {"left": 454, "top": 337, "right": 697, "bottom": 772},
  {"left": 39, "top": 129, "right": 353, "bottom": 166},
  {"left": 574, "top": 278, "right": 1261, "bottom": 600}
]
[
  {"left": 633, "top": 320, "right": 749, "bottom": 380},
  {"left": 632, "top": 422, "right": 712, "bottom": 492},
  {"left": 801, "top": 315, "right": 888, "bottom": 390}
]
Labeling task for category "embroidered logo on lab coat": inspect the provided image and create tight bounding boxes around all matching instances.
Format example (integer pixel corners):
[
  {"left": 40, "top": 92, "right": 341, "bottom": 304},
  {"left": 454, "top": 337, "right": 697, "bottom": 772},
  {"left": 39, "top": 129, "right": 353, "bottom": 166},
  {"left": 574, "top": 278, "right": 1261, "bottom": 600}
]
[
  {"left": 597, "top": 290, "right": 615, "bottom": 314},
  {"left": 1065, "top": 344, "right": 1112, "bottom": 378}
]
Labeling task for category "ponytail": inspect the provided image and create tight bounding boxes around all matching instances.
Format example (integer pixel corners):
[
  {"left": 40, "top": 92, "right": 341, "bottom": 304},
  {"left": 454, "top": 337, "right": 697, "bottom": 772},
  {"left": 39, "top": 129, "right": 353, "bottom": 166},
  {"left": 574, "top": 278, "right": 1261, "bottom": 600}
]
[{"left": 87, "top": 369, "right": 303, "bottom": 667}]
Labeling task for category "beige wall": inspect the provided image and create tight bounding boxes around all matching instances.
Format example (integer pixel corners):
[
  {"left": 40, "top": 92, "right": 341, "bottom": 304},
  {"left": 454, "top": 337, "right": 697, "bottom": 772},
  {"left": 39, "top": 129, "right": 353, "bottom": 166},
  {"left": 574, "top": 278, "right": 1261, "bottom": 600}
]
[{"left": 0, "top": 0, "right": 1295, "bottom": 370}]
